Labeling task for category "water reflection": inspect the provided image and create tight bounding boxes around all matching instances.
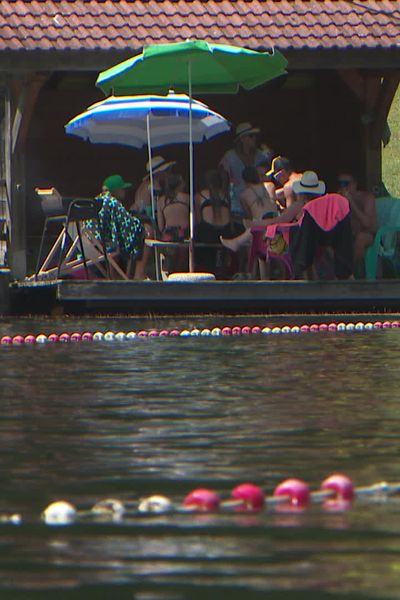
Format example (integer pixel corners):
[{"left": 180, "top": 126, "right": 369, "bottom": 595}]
[{"left": 1, "top": 315, "right": 400, "bottom": 598}]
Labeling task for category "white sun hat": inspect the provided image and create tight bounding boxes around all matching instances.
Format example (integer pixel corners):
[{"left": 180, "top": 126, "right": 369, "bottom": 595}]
[{"left": 292, "top": 170, "right": 326, "bottom": 196}]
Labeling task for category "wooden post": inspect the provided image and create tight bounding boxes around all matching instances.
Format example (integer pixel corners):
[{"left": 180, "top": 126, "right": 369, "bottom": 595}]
[
  {"left": 337, "top": 70, "right": 399, "bottom": 192},
  {"left": 5, "top": 74, "right": 47, "bottom": 279}
]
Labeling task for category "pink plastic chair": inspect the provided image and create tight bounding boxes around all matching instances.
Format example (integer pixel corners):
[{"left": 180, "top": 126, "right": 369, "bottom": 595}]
[{"left": 249, "top": 225, "right": 294, "bottom": 279}]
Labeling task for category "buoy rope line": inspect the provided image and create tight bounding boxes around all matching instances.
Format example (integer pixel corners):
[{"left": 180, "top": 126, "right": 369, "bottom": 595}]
[
  {"left": 1, "top": 320, "right": 399, "bottom": 345},
  {"left": 2, "top": 475, "right": 400, "bottom": 526}
]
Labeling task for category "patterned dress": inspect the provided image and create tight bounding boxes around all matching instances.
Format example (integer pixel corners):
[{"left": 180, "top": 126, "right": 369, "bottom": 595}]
[{"left": 85, "top": 191, "right": 144, "bottom": 259}]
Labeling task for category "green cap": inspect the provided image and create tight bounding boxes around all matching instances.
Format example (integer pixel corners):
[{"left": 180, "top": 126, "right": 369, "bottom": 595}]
[{"left": 102, "top": 174, "right": 132, "bottom": 192}]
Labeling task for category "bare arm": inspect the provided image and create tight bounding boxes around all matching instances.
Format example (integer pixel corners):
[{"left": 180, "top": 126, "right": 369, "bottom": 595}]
[
  {"left": 348, "top": 191, "right": 377, "bottom": 233},
  {"left": 157, "top": 197, "right": 165, "bottom": 232},
  {"left": 250, "top": 200, "right": 303, "bottom": 227}
]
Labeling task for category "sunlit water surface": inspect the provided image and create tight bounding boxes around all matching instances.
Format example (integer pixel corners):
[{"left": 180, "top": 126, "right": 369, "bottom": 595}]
[{"left": 1, "top": 314, "right": 400, "bottom": 600}]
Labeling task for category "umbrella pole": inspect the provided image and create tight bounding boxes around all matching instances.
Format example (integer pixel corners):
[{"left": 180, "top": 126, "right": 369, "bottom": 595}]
[
  {"left": 147, "top": 114, "right": 156, "bottom": 220},
  {"left": 146, "top": 114, "right": 160, "bottom": 281},
  {"left": 188, "top": 60, "right": 194, "bottom": 273}
]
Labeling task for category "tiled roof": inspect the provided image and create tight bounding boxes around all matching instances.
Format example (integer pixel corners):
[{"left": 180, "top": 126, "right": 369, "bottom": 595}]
[{"left": 0, "top": 1, "right": 399, "bottom": 52}]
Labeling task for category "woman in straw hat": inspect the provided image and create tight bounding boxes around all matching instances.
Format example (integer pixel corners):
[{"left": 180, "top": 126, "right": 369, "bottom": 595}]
[
  {"left": 219, "top": 122, "right": 272, "bottom": 221},
  {"left": 131, "top": 155, "right": 176, "bottom": 218}
]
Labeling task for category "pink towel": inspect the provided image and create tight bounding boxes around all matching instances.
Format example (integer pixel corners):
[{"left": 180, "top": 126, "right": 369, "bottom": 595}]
[{"left": 303, "top": 193, "right": 350, "bottom": 231}]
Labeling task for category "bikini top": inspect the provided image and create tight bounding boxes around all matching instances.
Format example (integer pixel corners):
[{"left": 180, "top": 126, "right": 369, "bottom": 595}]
[
  {"left": 161, "top": 197, "right": 190, "bottom": 217},
  {"left": 248, "top": 186, "right": 276, "bottom": 214},
  {"left": 200, "top": 192, "right": 230, "bottom": 213}
]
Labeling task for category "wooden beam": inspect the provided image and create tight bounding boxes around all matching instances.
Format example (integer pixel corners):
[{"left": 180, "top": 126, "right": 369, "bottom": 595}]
[
  {"left": 337, "top": 69, "right": 365, "bottom": 101},
  {"left": 11, "top": 74, "right": 48, "bottom": 154}
]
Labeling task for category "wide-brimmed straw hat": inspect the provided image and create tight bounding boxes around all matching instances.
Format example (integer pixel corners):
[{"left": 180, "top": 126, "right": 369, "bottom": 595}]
[
  {"left": 292, "top": 170, "right": 326, "bottom": 196},
  {"left": 235, "top": 122, "right": 260, "bottom": 140},
  {"left": 143, "top": 156, "right": 176, "bottom": 180}
]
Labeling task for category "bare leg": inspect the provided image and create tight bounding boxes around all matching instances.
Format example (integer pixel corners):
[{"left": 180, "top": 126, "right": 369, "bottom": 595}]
[
  {"left": 134, "top": 222, "right": 153, "bottom": 280},
  {"left": 220, "top": 228, "right": 252, "bottom": 252}
]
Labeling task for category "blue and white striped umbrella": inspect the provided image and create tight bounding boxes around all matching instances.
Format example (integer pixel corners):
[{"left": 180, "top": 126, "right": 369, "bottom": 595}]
[
  {"left": 65, "top": 93, "right": 230, "bottom": 148},
  {"left": 65, "top": 92, "right": 231, "bottom": 272}
]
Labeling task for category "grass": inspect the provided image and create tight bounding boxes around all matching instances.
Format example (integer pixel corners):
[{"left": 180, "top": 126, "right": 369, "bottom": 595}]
[{"left": 382, "top": 86, "right": 400, "bottom": 197}]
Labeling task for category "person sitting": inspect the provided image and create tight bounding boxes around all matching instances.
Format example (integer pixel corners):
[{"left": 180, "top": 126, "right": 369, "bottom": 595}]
[
  {"left": 265, "top": 156, "right": 302, "bottom": 209},
  {"left": 240, "top": 166, "right": 279, "bottom": 224},
  {"left": 85, "top": 174, "right": 147, "bottom": 279},
  {"left": 157, "top": 173, "right": 190, "bottom": 272},
  {"left": 289, "top": 172, "right": 353, "bottom": 279},
  {"left": 219, "top": 122, "right": 271, "bottom": 221},
  {"left": 337, "top": 172, "right": 377, "bottom": 277},
  {"left": 131, "top": 155, "right": 176, "bottom": 219},
  {"left": 194, "top": 168, "right": 243, "bottom": 275},
  {"left": 219, "top": 176, "right": 309, "bottom": 255}
]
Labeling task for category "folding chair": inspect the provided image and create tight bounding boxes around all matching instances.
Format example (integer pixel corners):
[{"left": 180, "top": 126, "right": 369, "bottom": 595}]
[{"left": 35, "top": 198, "right": 128, "bottom": 281}]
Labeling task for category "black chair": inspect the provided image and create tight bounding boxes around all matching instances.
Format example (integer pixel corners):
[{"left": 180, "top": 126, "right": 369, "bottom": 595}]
[
  {"left": 56, "top": 198, "right": 110, "bottom": 279},
  {"left": 35, "top": 193, "right": 110, "bottom": 280}
]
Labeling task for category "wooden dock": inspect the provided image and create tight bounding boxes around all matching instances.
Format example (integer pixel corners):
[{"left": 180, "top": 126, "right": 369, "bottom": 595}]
[{"left": 8, "top": 278, "right": 400, "bottom": 315}]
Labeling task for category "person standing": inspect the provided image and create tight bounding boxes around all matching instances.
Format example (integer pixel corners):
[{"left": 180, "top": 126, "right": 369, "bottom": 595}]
[
  {"left": 219, "top": 122, "right": 271, "bottom": 221},
  {"left": 265, "top": 156, "right": 302, "bottom": 209}
]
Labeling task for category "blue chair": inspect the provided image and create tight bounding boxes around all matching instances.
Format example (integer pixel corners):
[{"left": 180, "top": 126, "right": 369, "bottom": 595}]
[{"left": 365, "top": 197, "right": 400, "bottom": 279}]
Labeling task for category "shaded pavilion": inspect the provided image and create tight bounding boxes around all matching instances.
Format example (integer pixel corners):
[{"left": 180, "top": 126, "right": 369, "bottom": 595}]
[{"left": 0, "top": 0, "right": 398, "bottom": 278}]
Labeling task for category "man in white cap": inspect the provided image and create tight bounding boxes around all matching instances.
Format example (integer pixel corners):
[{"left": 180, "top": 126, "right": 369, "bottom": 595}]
[
  {"left": 131, "top": 155, "right": 176, "bottom": 218},
  {"left": 219, "top": 122, "right": 271, "bottom": 220}
]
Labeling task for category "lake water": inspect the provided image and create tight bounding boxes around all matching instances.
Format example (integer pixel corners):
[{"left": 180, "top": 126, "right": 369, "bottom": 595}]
[{"left": 1, "top": 314, "right": 400, "bottom": 600}]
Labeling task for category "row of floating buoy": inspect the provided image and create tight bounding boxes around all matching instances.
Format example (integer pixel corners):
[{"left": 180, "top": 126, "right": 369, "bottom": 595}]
[
  {"left": 1, "top": 474, "right": 396, "bottom": 527},
  {"left": 1, "top": 320, "right": 399, "bottom": 345}
]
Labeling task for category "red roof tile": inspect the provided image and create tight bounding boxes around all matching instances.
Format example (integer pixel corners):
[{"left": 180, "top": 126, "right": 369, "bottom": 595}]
[{"left": 0, "top": 1, "right": 399, "bottom": 52}]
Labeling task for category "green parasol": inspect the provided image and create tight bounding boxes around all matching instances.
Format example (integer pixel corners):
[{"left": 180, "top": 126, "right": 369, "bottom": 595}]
[
  {"left": 96, "top": 40, "right": 288, "bottom": 96},
  {"left": 96, "top": 40, "right": 288, "bottom": 272}
]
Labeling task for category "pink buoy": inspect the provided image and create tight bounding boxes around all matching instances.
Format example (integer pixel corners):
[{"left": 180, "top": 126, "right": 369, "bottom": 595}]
[
  {"left": 137, "top": 330, "right": 148, "bottom": 337},
  {"left": 12, "top": 335, "right": 25, "bottom": 345},
  {"left": 251, "top": 326, "right": 261, "bottom": 335},
  {"left": 48, "top": 333, "right": 59, "bottom": 342},
  {"left": 183, "top": 488, "right": 220, "bottom": 511},
  {"left": 59, "top": 333, "right": 70, "bottom": 342},
  {"left": 1, "top": 336, "right": 12, "bottom": 345},
  {"left": 70, "top": 332, "right": 82, "bottom": 342},
  {"left": 373, "top": 321, "right": 382, "bottom": 329},
  {"left": 300, "top": 325, "right": 309, "bottom": 333},
  {"left": 159, "top": 330, "right": 169, "bottom": 336},
  {"left": 221, "top": 326, "right": 232, "bottom": 336},
  {"left": 273, "top": 478, "right": 310, "bottom": 507},
  {"left": 148, "top": 330, "right": 159, "bottom": 337},
  {"left": 382, "top": 321, "right": 392, "bottom": 329},
  {"left": 318, "top": 323, "right": 328, "bottom": 332},
  {"left": 391, "top": 321, "right": 400, "bottom": 328},
  {"left": 320, "top": 473, "right": 354, "bottom": 501},
  {"left": 309, "top": 324, "right": 319, "bottom": 332},
  {"left": 81, "top": 332, "right": 93, "bottom": 341},
  {"left": 24, "top": 335, "right": 36, "bottom": 344},
  {"left": 231, "top": 483, "right": 265, "bottom": 511},
  {"left": 231, "top": 326, "right": 241, "bottom": 336},
  {"left": 169, "top": 329, "right": 180, "bottom": 337},
  {"left": 328, "top": 323, "right": 337, "bottom": 331},
  {"left": 241, "top": 326, "right": 251, "bottom": 335}
]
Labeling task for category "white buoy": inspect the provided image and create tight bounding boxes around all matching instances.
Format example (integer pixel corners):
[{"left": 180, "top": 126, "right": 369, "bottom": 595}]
[
  {"left": 91, "top": 498, "right": 125, "bottom": 519},
  {"left": 138, "top": 495, "right": 173, "bottom": 513},
  {"left": 42, "top": 500, "right": 77, "bottom": 525}
]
